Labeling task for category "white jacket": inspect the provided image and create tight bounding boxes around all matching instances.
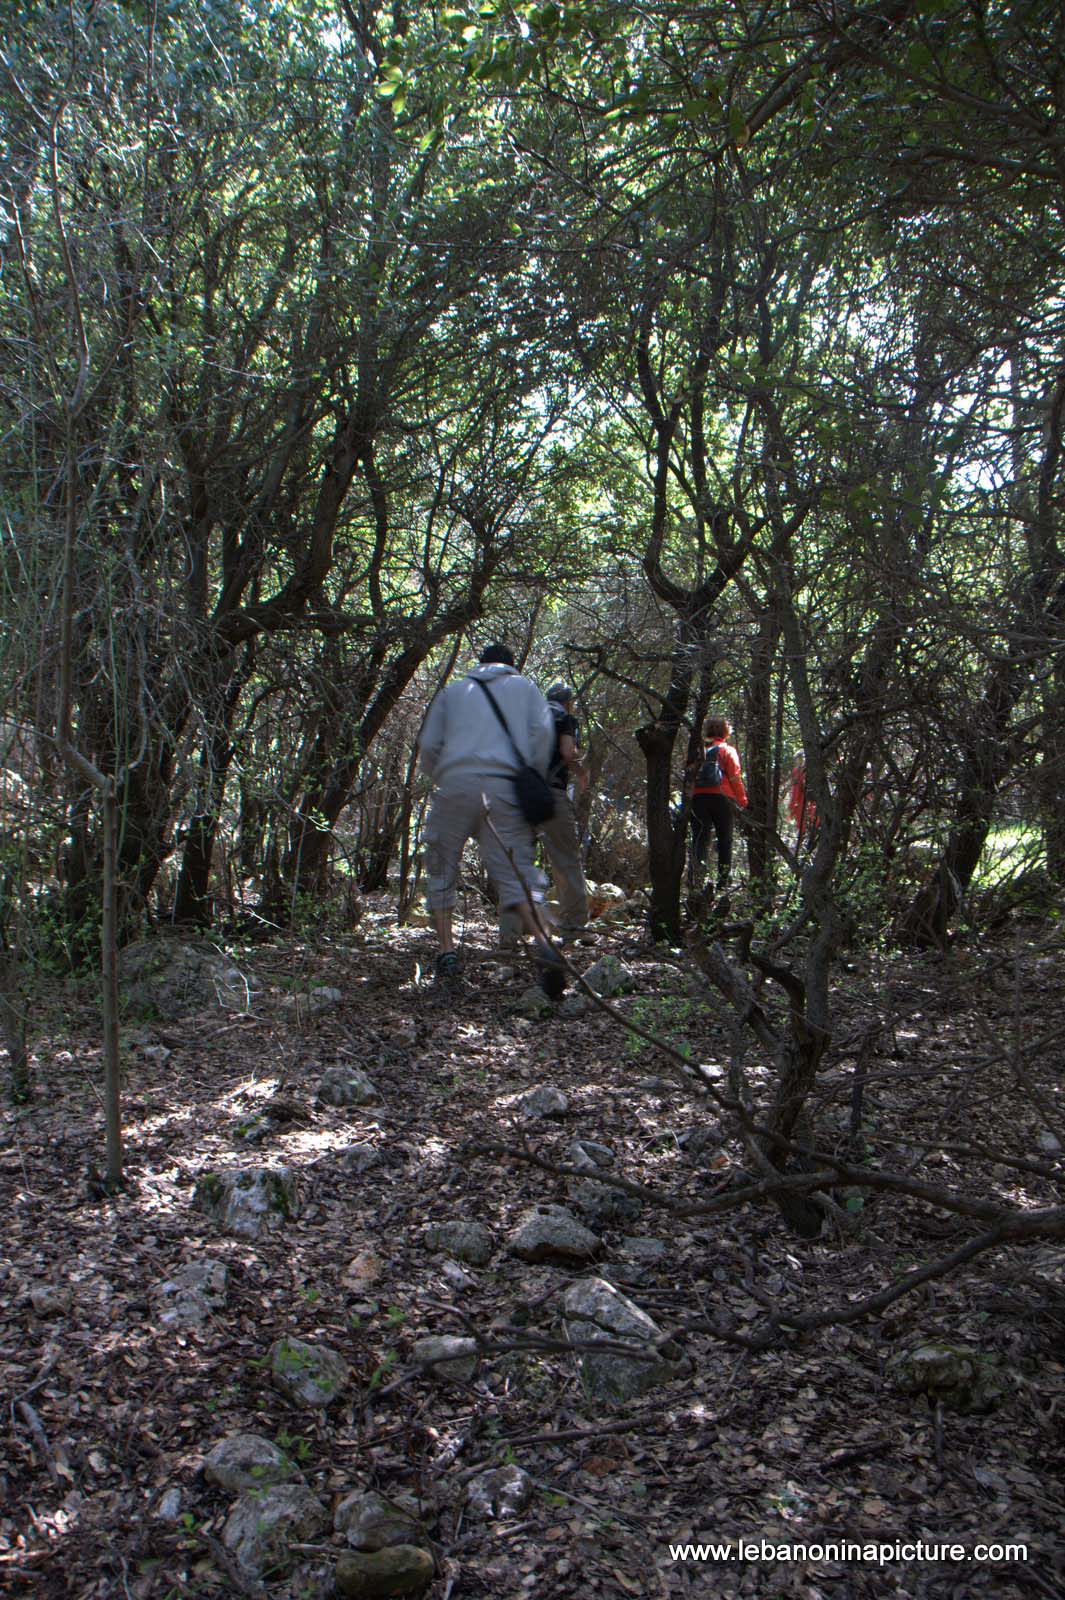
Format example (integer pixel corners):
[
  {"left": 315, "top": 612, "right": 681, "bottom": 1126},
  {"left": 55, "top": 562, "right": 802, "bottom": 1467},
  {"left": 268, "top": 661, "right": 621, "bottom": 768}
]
[{"left": 418, "top": 663, "right": 554, "bottom": 787}]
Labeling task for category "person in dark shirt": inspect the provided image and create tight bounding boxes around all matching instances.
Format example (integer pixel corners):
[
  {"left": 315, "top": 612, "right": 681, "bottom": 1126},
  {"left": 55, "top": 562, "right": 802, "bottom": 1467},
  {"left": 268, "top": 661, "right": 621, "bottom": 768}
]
[{"left": 500, "top": 682, "right": 591, "bottom": 945}]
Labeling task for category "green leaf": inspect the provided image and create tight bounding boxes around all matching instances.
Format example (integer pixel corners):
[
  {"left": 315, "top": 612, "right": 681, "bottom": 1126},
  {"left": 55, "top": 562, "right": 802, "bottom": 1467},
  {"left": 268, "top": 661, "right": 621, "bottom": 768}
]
[
  {"left": 728, "top": 103, "right": 750, "bottom": 147},
  {"left": 681, "top": 96, "right": 720, "bottom": 118}
]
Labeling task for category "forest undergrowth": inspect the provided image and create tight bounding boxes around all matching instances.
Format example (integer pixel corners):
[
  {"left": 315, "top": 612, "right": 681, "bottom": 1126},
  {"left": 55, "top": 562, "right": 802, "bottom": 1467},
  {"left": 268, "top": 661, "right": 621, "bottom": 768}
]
[{"left": 1, "top": 901, "right": 1063, "bottom": 1600}]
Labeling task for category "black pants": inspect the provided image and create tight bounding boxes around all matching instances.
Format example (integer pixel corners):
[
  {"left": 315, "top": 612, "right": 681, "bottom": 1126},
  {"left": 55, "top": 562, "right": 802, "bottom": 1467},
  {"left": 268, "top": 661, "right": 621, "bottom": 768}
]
[{"left": 690, "top": 793, "right": 733, "bottom": 884}]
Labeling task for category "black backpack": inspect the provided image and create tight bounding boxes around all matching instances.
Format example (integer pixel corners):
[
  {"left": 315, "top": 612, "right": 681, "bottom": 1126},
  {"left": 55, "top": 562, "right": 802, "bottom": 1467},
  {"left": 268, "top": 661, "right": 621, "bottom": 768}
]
[
  {"left": 547, "top": 701, "right": 570, "bottom": 785},
  {"left": 696, "top": 743, "right": 724, "bottom": 787}
]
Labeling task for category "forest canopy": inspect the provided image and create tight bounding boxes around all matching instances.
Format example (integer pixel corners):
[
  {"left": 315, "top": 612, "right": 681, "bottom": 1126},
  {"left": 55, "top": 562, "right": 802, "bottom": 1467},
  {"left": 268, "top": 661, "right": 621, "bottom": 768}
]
[{"left": 1, "top": 0, "right": 1063, "bottom": 1119}]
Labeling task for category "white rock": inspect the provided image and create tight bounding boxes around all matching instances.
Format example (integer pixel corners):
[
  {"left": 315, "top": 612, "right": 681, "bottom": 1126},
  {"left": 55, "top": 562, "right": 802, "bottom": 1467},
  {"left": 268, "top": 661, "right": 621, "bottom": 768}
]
[
  {"left": 563, "top": 1276, "right": 677, "bottom": 1402},
  {"left": 467, "top": 1464, "right": 533, "bottom": 1519},
  {"left": 334, "top": 1489, "right": 422, "bottom": 1550},
  {"left": 412, "top": 1336, "right": 478, "bottom": 1380},
  {"left": 270, "top": 1336, "right": 351, "bottom": 1407},
  {"left": 424, "top": 1220, "right": 494, "bottom": 1266},
  {"left": 193, "top": 1167, "right": 300, "bottom": 1238},
  {"left": 583, "top": 955, "right": 636, "bottom": 998},
  {"left": 152, "top": 1260, "right": 228, "bottom": 1328},
  {"left": 318, "top": 1066, "right": 380, "bottom": 1107},
  {"left": 222, "top": 1484, "right": 328, "bottom": 1576},
  {"left": 204, "top": 1432, "right": 299, "bottom": 1492},
  {"left": 509, "top": 1205, "right": 599, "bottom": 1264},
  {"left": 516, "top": 1085, "right": 569, "bottom": 1121},
  {"left": 155, "top": 1487, "right": 183, "bottom": 1521}
]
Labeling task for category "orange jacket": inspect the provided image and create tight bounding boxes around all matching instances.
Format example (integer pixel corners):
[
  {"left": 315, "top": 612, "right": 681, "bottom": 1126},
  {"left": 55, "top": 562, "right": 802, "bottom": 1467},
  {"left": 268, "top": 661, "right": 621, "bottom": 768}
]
[
  {"left": 787, "top": 762, "right": 817, "bottom": 829},
  {"left": 691, "top": 740, "right": 748, "bottom": 807}
]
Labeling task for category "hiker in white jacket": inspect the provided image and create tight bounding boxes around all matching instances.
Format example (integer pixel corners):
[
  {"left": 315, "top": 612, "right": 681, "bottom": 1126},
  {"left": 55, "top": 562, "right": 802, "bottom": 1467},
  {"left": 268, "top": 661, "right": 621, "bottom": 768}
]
[{"left": 418, "top": 643, "right": 565, "bottom": 997}]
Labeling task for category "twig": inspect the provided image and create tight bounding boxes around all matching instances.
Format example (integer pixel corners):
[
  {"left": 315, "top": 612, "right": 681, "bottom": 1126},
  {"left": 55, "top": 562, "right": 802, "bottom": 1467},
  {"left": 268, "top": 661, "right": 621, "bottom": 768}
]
[
  {"left": 527, "top": 1477, "right": 645, "bottom": 1534},
  {"left": 502, "top": 1416, "right": 667, "bottom": 1448},
  {"left": 820, "top": 1438, "right": 891, "bottom": 1472},
  {"left": 16, "top": 1399, "right": 58, "bottom": 1481}
]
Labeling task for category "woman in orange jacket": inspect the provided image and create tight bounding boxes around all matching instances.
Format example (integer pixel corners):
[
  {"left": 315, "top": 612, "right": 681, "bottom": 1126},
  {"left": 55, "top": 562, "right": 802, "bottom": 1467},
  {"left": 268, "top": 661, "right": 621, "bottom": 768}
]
[
  {"left": 687, "top": 715, "right": 748, "bottom": 888},
  {"left": 787, "top": 752, "right": 818, "bottom": 848}
]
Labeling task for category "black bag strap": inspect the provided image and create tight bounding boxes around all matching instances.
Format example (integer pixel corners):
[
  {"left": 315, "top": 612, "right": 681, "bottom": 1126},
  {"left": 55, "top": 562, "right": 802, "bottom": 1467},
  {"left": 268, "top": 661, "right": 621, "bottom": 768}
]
[{"left": 473, "top": 677, "right": 524, "bottom": 767}]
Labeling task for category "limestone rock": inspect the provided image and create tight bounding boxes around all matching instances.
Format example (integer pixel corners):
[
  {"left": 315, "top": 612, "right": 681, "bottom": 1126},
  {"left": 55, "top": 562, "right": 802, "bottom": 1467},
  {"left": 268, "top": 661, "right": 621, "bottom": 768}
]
[
  {"left": 621, "top": 1235, "right": 667, "bottom": 1264},
  {"left": 334, "top": 1489, "right": 424, "bottom": 1551},
  {"left": 563, "top": 1276, "right": 678, "bottom": 1402},
  {"left": 512, "top": 986, "right": 555, "bottom": 1020},
  {"left": 602, "top": 1236, "right": 668, "bottom": 1288},
  {"left": 118, "top": 936, "right": 258, "bottom": 1020},
  {"left": 516, "top": 1085, "right": 569, "bottom": 1121},
  {"left": 424, "top": 1219, "right": 494, "bottom": 1266},
  {"left": 586, "top": 882, "right": 627, "bottom": 919},
  {"left": 204, "top": 1432, "right": 300, "bottom": 1492},
  {"left": 509, "top": 1205, "right": 600, "bottom": 1264},
  {"left": 282, "top": 985, "right": 344, "bottom": 1019},
  {"left": 568, "top": 1139, "right": 615, "bottom": 1171},
  {"left": 152, "top": 1259, "right": 228, "bottom": 1328},
  {"left": 678, "top": 1125, "right": 726, "bottom": 1159},
  {"left": 569, "top": 1178, "right": 643, "bottom": 1228},
  {"left": 233, "top": 1113, "right": 272, "bottom": 1145},
  {"left": 466, "top": 1464, "right": 533, "bottom": 1519},
  {"left": 412, "top": 1335, "right": 478, "bottom": 1380},
  {"left": 155, "top": 1487, "right": 183, "bottom": 1521},
  {"left": 317, "top": 1066, "right": 380, "bottom": 1107},
  {"left": 439, "top": 1259, "right": 476, "bottom": 1292},
  {"left": 270, "top": 1335, "right": 351, "bottom": 1407},
  {"left": 335, "top": 1546, "right": 435, "bottom": 1598},
  {"left": 222, "top": 1483, "right": 327, "bottom": 1576},
  {"left": 582, "top": 954, "right": 636, "bottom": 998},
  {"left": 193, "top": 1167, "right": 300, "bottom": 1239},
  {"left": 558, "top": 994, "right": 589, "bottom": 1018},
  {"left": 888, "top": 1341, "right": 1005, "bottom": 1413},
  {"left": 340, "top": 1142, "right": 382, "bottom": 1174}
]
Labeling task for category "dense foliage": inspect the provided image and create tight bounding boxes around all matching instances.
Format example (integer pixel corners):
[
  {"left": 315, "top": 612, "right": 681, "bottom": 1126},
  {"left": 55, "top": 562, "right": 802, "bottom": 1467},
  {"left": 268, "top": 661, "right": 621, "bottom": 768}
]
[{"left": 1, "top": 0, "right": 1063, "bottom": 1170}]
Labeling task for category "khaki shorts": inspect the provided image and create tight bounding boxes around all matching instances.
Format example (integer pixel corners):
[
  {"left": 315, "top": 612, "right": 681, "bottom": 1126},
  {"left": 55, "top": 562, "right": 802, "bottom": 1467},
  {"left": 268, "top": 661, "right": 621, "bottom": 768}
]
[{"left": 423, "top": 773, "right": 545, "bottom": 913}]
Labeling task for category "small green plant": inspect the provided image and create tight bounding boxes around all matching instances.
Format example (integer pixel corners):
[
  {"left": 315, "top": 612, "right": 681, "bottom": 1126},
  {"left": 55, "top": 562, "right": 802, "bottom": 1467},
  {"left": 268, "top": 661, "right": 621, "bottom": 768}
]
[
  {"left": 275, "top": 1428, "right": 312, "bottom": 1463},
  {"left": 368, "top": 1348, "right": 398, "bottom": 1390},
  {"left": 176, "top": 1510, "right": 206, "bottom": 1552},
  {"left": 624, "top": 993, "right": 699, "bottom": 1062}
]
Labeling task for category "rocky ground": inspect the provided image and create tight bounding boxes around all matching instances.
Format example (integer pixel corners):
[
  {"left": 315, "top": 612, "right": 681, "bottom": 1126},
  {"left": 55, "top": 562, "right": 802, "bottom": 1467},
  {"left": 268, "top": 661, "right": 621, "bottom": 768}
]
[{"left": 1, "top": 898, "right": 1063, "bottom": 1600}]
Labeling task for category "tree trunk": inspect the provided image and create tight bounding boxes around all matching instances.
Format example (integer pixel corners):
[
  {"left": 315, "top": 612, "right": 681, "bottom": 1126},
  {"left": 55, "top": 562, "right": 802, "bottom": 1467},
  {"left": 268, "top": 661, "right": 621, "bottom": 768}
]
[
  {"left": 636, "top": 717, "right": 688, "bottom": 944},
  {"left": 1039, "top": 668, "right": 1065, "bottom": 883},
  {"left": 0, "top": 950, "right": 29, "bottom": 1103},
  {"left": 173, "top": 726, "right": 238, "bottom": 926},
  {"left": 903, "top": 720, "right": 1013, "bottom": 947},
  {"left": 743, "top": 600, "right": 782, "bottom": 893}
]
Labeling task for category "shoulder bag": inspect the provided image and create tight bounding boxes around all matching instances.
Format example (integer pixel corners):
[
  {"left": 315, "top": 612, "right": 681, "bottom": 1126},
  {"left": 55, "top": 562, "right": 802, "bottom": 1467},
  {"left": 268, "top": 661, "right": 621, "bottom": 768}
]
[{"left": 473, "top": 680, "right": 556, "bottom": 825}]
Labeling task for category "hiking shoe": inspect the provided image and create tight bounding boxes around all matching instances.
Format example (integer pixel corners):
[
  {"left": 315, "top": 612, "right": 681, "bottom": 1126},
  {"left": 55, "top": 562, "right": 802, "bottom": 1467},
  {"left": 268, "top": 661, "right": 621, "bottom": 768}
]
[
  {"left": 560, "top": 927, "right": 596, "bottom": 947},
  {"left": 536, "top": 945, "right": 566, "bottom": 1001},
  {"left": 434, "top": 951, "right": 464, "bottom": 991}
]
